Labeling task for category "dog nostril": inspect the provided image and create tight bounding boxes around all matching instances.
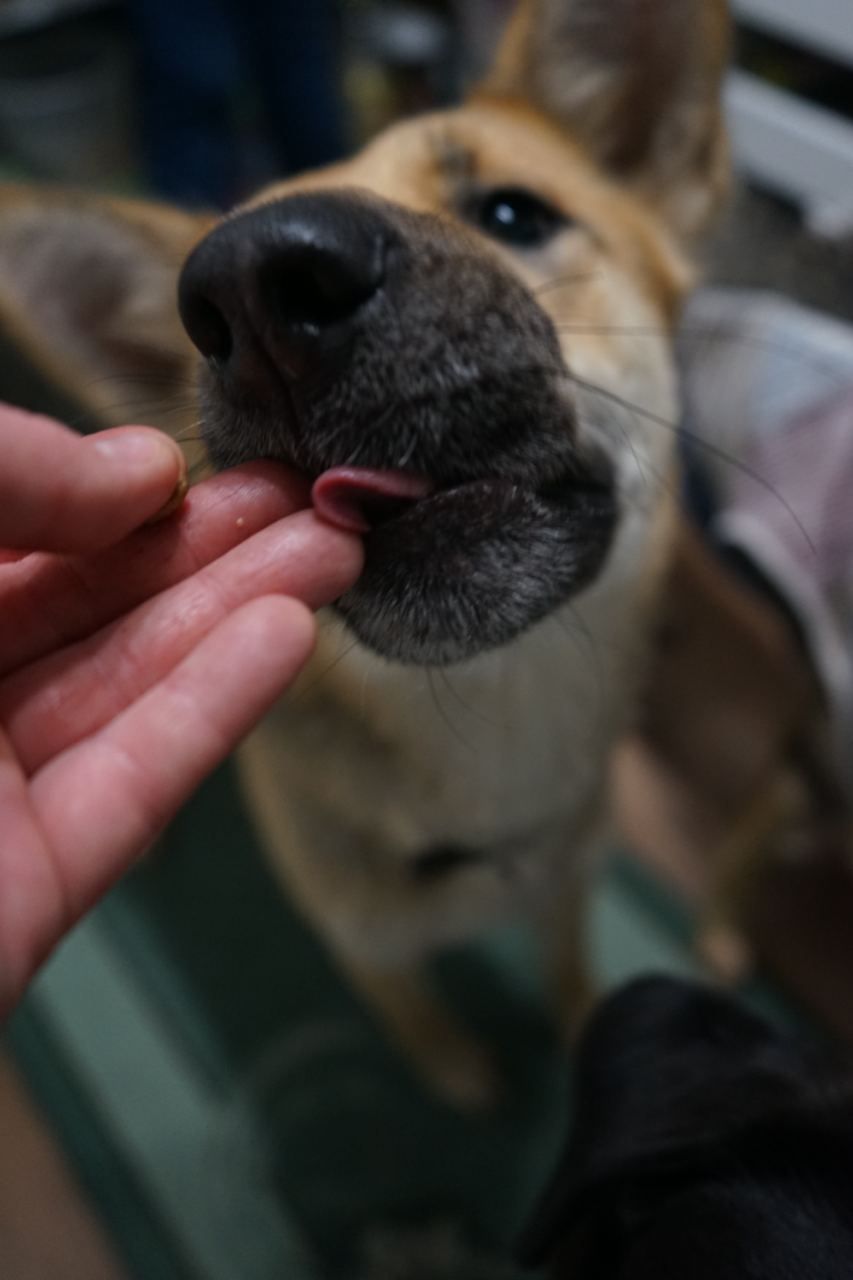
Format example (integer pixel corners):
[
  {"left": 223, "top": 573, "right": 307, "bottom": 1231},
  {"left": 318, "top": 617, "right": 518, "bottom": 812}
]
[
  {"left": 261, "top": 244, "right": 384, "bottom": 333},
  {"left": 181, "top": 294, "right": 233, "bottom": 366}
]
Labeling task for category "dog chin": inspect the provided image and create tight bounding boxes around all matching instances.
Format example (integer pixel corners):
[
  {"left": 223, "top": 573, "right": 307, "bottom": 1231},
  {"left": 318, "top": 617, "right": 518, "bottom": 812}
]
[{"left": 334, "top": 474, "right": 618, "bottom": 666}]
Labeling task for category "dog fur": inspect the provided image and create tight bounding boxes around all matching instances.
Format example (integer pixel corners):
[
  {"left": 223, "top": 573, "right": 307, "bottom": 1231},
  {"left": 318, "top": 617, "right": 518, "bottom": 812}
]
[{"left": 0, "top": 0, "right": 732, "bottom": 1103}]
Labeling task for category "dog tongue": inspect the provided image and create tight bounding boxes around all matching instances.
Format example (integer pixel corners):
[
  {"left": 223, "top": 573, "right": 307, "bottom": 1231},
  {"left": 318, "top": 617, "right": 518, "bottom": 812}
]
[{"left": 312, "top": 467, "right": 434, "bottom": 533}]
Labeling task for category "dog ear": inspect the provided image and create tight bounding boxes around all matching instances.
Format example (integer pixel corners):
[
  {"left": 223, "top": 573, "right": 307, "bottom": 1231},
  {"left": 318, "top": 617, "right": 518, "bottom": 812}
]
[
  {"left": 0, "top": 187, "right": 211, "bottom": 437},
  {"left": 518, "top": 976, "right": 815, "bottom": 1272},
  {"left": 480, "top": 0, "right": 730, "bottom": 237}
]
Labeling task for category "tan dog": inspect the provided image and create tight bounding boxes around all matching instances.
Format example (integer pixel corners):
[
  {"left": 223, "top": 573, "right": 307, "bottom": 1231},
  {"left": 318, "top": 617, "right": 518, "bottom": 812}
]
[{"left": 0, "top": 0, "right": 731, "bottom": 1105}]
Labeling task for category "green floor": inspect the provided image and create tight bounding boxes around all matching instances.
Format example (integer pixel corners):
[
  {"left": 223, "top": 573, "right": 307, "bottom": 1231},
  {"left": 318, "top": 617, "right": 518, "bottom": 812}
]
[{"left": 5, "top": 762, "right": 780, "bottom": 1280}]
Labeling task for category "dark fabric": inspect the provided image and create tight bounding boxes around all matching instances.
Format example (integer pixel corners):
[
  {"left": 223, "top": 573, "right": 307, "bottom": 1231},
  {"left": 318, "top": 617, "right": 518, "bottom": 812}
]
[{"left": 127, "top": 0, "right": 346, "bottom": 207}]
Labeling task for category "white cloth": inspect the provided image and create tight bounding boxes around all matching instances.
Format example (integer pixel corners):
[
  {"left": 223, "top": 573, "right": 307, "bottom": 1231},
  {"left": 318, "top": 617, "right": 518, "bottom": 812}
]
[{"left": 678, "top": 288, "right": 853, "bottom": 761}]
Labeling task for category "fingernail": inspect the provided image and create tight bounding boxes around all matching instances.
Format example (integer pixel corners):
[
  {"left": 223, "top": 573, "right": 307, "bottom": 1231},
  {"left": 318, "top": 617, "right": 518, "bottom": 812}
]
[
  {"left": 93, "top": 429, "right": 183, "bottom": 472},
  {"left": 90, "top": 432, "right": 188, "bottom": 522},
  {"left": 92, "top": 430, "right": 189, "bottom": 521},
  {"left": 146, "top": 471, "right": 190, "bottom": 525}
]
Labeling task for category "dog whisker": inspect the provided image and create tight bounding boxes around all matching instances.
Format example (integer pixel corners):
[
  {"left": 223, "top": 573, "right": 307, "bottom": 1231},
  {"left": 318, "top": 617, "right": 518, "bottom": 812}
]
[
  {"left": 550, "top": 604, "right": 608, "bottom": 748},
  {"left": 435, "top": 667, "right": 505, "bottom": 731},
  {"left": 556, "top": 320, "right": 852, "bottom": 388},
  {"left": 291, "top": 626, "right": 362, "bottom": 703},
  {"left": 426, "top": 668, "right": 476, "bottom": 754},
  {"left": 570, "top": 372, "right": 816, "bottom": 555},
  {"left": 534, "top": 269, "right": 601, "bottom": 297}
]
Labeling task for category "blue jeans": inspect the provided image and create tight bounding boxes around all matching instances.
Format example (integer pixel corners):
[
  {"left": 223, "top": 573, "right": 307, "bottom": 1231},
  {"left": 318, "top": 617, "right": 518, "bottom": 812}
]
[{"left": 128, "top": 0, "right": 346, "bottom": 207}]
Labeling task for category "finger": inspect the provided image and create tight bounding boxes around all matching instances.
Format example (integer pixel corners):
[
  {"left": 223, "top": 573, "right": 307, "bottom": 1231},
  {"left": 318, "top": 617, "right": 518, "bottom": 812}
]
[
  {"left": 0, "top": 407, "right": 187, "bottom": 553},
  {"left": 0, "top": 731, "right": 68, "bottom": 1017},
  {"left": 2, "top": 510, "right": 363, "bottom": 773},
  {"left": 28, "top": 597, "right": 316, "bottom": 928},
  {"left": 0, "top": 462, "right": 313, "bottom": 673}
]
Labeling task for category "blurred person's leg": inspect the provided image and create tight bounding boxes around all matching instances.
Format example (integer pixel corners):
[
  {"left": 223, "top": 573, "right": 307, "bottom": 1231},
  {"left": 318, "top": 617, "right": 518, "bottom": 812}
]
[
  {"left": 232, "top": 0, "right": 347, "bottom": 175},
  {"left": 128, "top": 0, "right": 242, "bottom": 206}
]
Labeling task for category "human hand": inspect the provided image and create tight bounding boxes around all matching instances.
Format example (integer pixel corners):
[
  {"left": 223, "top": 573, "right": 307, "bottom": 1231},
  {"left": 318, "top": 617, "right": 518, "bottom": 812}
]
[{"left": 0, "top": 405, "right": 363, "bottom": 1015}]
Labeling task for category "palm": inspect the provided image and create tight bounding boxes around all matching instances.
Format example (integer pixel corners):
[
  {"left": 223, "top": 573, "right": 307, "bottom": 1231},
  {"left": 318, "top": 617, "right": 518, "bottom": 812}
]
[{"left": 0, "top": 459, "right": 361, "bottom": 1016}]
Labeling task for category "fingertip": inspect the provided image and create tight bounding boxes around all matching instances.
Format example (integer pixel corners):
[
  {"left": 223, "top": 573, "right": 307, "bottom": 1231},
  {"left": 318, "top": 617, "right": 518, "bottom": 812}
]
[
  {"left": 91, "top": 426, "right": 185, "bottom": 481},
  {"left": 79, "top": 427, "right": 189, "bottom": 544},
  {"left": 145, "top": 469, "right": 190, "bottom": 526},
  {"left": 0, "top": 414, "right": 190, "bottom": 553},
  {"left": 307, "top": 516, "right": 366, "bottom": 606},
  {"left": 242, "top": 594, "right": 318, "bottom": 663},
  {"left": 218, "top": 596, "right": 318, "bottom": 707},
  {"left": 229, "top": 459, "right": 313, "bottom": 507},
  {"left": 255, "top": 591, "right": 317, "bottom": 629}
]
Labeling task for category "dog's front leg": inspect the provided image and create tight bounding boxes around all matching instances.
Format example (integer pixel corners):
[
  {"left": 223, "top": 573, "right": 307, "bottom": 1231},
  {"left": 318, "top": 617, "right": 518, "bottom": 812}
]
[
  {"left": 333, "top": 955, "right": 502, "bottom": 1110},
  {"left": 237, "top": 735, "right": 502, "bottom": 1109},
  {"left": 535, "top": 815, "right": 610, "bottom": 1043},
  {"left": 267, "top": 864, "right": 502, "bottom": 1110},
  {"left": 543, "top": 876, "right": 598, "bottom": 1041}
]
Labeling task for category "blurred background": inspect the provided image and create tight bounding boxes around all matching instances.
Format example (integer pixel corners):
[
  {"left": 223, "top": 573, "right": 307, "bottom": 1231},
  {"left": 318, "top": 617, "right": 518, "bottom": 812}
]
[
  {"left": 0, "top": 0, "right": 851, "bottom": 260},
  {"left": 0, "top": 0, "right": 850, "bottom": 324},
  {"left": 0, "top": 0, "right": 487, "bottom": 201},
  {"left": 0, "top": 3, "right": 851, "bottom": 1279}
]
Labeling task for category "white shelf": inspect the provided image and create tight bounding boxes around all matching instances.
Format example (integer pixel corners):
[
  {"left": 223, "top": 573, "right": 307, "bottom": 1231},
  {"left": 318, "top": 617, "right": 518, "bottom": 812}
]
[
  {"left": 733, "top": 0, "right": 853, "bottom": 67},
  {"left": 727, "top": 68, "right": 853, "bottom": 236}
]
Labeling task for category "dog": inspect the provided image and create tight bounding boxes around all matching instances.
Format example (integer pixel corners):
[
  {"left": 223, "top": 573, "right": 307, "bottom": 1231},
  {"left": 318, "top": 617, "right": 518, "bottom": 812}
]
[
  {"left": 520, "top": 975, "right": 853, "bottom": 1277},
  {"left": 0, "top": 0, "right": 732, "bottom": 1105}
]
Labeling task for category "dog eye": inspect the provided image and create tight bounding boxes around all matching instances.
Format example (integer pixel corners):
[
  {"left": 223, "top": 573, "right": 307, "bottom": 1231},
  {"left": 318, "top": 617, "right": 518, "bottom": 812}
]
[{"left": 475, "top": 188, "right": 566, "bottom": 248}]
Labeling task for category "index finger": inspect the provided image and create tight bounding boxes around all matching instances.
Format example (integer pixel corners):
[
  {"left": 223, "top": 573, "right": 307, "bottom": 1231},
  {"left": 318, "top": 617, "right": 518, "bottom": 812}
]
[
  {"left": 0, "top": 462, "right": 314, "bottom": 673},
  {"left": 0, "top": 405, "right": 186, "bottom": 553}
]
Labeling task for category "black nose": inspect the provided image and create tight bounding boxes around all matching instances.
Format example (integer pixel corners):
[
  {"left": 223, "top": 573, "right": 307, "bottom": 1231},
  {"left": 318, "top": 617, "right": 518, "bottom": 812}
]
[{"left": 178, "top": 193, "right": 389, "bottom": 382}]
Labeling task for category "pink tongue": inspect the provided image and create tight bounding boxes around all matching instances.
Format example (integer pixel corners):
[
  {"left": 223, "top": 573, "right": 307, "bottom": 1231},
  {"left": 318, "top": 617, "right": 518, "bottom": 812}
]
[{"left": 312, "top": 467, "right": 434, "bottom": 533}]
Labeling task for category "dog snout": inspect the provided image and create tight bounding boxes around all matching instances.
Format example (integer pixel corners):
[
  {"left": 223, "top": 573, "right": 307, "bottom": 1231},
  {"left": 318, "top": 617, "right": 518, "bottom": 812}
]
[{"left": 177, "top": 193, "right": 389, "bottom": 385}]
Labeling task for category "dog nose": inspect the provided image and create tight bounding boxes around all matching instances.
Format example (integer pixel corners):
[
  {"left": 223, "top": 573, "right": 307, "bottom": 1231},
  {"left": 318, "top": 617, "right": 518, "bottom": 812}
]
[{"left": 177, "top": 194, "right": 389, "bottom": 382}]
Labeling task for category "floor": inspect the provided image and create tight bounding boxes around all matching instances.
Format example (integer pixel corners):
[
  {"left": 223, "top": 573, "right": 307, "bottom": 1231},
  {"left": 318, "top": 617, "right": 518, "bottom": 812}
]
[{"left": 3, "top": 764, "right": 723, "bottom": 1280}]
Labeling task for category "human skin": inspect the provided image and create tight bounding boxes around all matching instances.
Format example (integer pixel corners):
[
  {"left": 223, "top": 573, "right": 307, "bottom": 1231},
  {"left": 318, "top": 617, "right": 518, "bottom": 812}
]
[{"left": 0, "top": 405, "right": 363, "bottom": 1015}]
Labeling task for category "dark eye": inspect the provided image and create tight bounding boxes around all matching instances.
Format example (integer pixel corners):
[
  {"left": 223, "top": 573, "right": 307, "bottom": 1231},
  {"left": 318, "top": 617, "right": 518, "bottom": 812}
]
[{"left": 475, "top": 187, "right": 566, "bottom": 248}]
